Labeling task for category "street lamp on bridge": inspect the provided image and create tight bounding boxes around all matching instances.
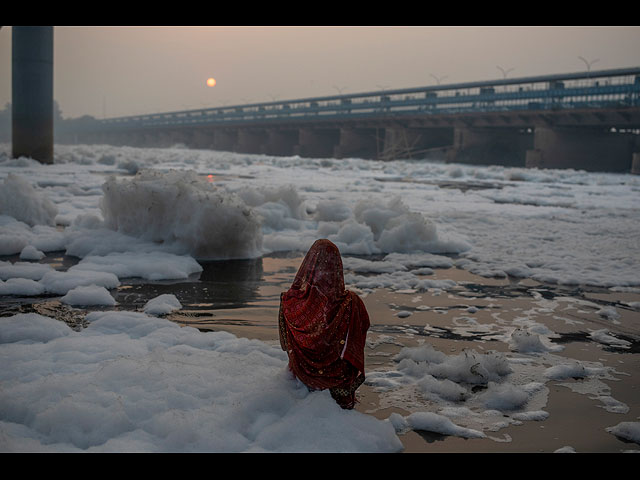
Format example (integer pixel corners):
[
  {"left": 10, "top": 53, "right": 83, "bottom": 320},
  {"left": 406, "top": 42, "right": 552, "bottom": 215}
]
[
  {"left": 497, "top": 65, "right": 515, "bottom": 79},
  {"left": 578, "top": 56, "right": 600, "bottom": 77},
  {"left": 429, "top": 74, "right": 448, "bottom": 85}
]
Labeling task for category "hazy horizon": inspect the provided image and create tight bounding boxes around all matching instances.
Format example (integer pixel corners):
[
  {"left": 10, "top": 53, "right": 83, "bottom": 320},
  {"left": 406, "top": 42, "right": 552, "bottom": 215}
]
[{"left": 2, "top": 26, "right": 640, "bottom": 119}]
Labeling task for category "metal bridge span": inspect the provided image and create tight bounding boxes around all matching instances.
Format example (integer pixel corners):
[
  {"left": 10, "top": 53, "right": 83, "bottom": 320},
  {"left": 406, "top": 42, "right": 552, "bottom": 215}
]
[{"left": 63, "top": 67, "right": 640, "bottom": 173}]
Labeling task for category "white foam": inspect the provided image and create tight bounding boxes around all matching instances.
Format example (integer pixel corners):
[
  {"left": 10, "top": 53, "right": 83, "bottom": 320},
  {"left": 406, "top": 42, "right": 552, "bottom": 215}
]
[
  {"left": 0, "top": 278, "right": 46, "bottom": 296},
  {"left": 0, "top": 216, "right": 65, "bottom": 256},
  {"left": 313, "top": 199, "right": 353, "bottom": 222},
  {"left": 353, "top": 197, "right": 471, "bottom": 255},
  {"left": 20, "top": 245, "right": 45, "bottom": 261},
  {"left": 589, "top": 329, "right": 632, "bottom": 349},
  {"left": 1, "top": 143, "right": 639, "bottom": 451},
  {"left": 143, "top": 294, "right": 182, "bottom": 316},
  {"left": 0, "top": 313, "right": 73, "bottom": 344},
  {"left": 554, "top": 445, "right": 577, "bottom": 453},
  {"left": 71, "top": 252, "right": 203, "bottom": 281},
  {"left": 0, "top": 311, "right": 403, "bottom": 452},
  {"left": 100, "top": 170, "right": 263, "bottom": 260},
  {"left": 39, "top": 269, "right": 121, "bottom": 295},
  {"left": 478, "top": 381, "right": 533, "bottom": 411},
  {"left": 389, "top": 411, "right": 486, "bottom": 439},
  {"left": 606, "top": 422, "right": 640, "bottom": 444},
  {"left": 5, "top": 144, "right": 635, "bottom": 289},
  {"left": 61, "top": 285, "right": 117, "bottom": 306},
  {"left": 508, "top": 328, "right": 563, "bottom": 354},
  {"left": 344, "top": 271, "right": 456, "bottom": 292},
  {"left": 0, "top": 261, "right": 53, "bottom": 281},
  {"left": 0, "top": 174, "right": 58, "bottom": 227},
  {"left": 544, "top": 362, "right": 590, "bottom": 380}
]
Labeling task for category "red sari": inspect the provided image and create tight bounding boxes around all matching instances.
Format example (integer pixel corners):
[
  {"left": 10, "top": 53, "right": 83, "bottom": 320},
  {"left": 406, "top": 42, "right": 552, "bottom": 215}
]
[{"left": 279, "top": 239, "right": 370, "bottom": 409}]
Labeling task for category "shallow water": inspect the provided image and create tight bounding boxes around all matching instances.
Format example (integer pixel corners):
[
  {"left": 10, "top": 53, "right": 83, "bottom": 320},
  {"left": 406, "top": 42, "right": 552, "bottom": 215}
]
[
  {"left": 4, "top": 250, "right": 639, "bottom": 352},
  {"left": 5, "top": 250, "right": 640, "bottom": 452},
  {"left": 2, "top": 144, "right": 640, "bottom": 451}
]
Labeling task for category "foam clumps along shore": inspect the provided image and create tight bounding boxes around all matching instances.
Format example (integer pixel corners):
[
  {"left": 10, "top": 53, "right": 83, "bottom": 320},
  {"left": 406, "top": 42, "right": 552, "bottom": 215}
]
[
  {"left": 0, "top": 311, "right": 403, "bottom": 452},
  {"left": 101, "top": 170, "right": 264, "bottom": 260},
  {"left": 2, "top": 143, "right": 640, "bottom": 290},
  {"left": 0, "top": 143, "right": 639, "bottom": 452},
  {"left": 0, "top": 161, "right": 471, "bottom": 298}
]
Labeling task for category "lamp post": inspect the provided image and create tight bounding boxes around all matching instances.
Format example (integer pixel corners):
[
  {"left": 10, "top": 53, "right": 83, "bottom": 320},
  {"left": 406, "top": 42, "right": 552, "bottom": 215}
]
[
  {"left": 497, "top": 65, "right": 514, "bottom": 79},
  {"left": 578, "top": 56, "right": 599, "bottom": 72},
  {"left": 429, "top": 74, "right": 447, "bottom": 85}
]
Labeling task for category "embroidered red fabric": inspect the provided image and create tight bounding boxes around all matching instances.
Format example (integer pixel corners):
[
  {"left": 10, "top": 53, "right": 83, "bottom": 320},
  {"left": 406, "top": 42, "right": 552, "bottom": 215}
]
[{"left": 279, "top": 239, "right": 370, "bottom": 408}]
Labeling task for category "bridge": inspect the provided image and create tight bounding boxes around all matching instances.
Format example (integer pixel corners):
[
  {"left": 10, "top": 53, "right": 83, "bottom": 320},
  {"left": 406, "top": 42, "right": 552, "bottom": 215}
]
[{"left": 62, "top": 66, "right": 640, "bottom": 173}]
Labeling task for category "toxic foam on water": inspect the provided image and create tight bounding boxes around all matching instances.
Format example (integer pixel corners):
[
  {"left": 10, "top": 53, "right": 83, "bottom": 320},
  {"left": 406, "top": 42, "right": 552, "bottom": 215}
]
[{"left": 100, "top": 170, "right": 264, "bottom": 260}]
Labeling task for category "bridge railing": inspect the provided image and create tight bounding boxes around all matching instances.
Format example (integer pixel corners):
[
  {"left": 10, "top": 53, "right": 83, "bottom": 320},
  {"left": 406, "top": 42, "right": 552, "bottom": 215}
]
[{"left": 95, "top": 67, "right": 640, "bottom": 131}]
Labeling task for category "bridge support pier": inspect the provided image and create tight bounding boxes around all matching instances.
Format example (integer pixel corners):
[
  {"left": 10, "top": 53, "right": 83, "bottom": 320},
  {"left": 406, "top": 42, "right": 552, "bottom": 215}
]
[
  {"left": 382, "top": 127, "right": 453, "bottom": 160},
  {"left": 334, "top": 128, "right": 381, "bottom": 159},
  {"left": 187, "top": 128, "right": 213, "bottom": 149},
  {"left": 164, "top": 128, "right": 191, "bottom": 148},
  {"left": 294, "top": 128, "right": 340, "bottom": 158},
  {"left": 263, "top": 129, "right": 298, "bottom": 156},
  {"left": 632, "top": 153, "right": 640, "bottom": 175},
  {"left": 105, "top": 132, "right": 125, "bottom": 146},
  {"left": 447, "top": 127, "right": 533, "bottom": 166},
  {"left": 141, "top": 132, "right": 158, "bottom": 148},
  {"left": 12, "top": 26, "right": 54, "bottom": 164},
  {"left": 212, "top": 129, "right": 237, "bottom": 152},
  {"left": 525, "top": 127, "right": 638, "bottom": 172},
  {"left": 236, "top": 129, "right": 268, "bottom": 154}
]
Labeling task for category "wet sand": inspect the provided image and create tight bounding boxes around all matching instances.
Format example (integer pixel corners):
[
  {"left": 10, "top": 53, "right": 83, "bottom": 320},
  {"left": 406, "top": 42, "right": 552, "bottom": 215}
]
[
  {"left": 161, "top": 254, "right": 640, "bottom": 453},
  {"left": 5, "top": 252, "right": 640, "bottom": 453},
  {"left": 363, "top": 273, "right": 640, "bottom": 453}
]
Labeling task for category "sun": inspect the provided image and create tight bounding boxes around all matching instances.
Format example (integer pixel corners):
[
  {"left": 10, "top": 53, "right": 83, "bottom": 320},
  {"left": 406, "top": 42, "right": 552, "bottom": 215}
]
[{"left": 206, "top": 77, "right": 217, "bottom": 87}]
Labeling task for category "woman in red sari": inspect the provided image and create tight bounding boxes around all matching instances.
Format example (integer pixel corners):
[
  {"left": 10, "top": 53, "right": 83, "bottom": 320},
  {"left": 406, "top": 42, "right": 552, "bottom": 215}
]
[{"left": 279, "top": 239, "right": 370, "bottom": 409}]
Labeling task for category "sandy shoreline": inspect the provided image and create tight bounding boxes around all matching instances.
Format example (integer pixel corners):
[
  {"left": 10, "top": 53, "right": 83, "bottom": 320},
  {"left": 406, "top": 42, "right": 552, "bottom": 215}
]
[{"left": 161, "top": 254, "right": 640, "bottom": 453}]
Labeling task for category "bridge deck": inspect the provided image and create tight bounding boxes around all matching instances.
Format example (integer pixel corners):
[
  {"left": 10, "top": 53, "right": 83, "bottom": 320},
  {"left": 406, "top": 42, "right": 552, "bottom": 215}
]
[{"left": 91, "top": 67, "right": 640, "bottom": 132}]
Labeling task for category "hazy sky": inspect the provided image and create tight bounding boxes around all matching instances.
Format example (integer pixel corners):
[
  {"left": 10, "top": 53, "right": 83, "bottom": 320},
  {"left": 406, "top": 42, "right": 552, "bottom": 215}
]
[{"left": 2, "top": 26, "right": 640, "bottom": 119}]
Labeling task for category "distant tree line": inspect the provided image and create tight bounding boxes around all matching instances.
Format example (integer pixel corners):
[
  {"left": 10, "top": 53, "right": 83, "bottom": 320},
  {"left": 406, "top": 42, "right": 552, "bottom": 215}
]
[{"left": 0, "top": 101, "right": 99, "bottom": 143}]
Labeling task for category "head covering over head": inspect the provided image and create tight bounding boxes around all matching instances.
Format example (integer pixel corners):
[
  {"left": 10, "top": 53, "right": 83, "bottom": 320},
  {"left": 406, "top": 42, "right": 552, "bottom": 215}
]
[
  {"left": 288, "top": 238, "right": 346, "bottom": 304},
  {"left": 279, "top": 239, "right": 370, "bottom": 406}
]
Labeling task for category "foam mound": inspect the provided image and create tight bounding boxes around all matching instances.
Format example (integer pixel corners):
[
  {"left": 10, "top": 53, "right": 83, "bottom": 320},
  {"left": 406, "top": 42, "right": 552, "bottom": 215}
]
[
  {"left": 0, "top": 174, "right": 58, "bottom": 227},
  {"left": 100, "top": 170, "right": 263, "bottom": 260}
]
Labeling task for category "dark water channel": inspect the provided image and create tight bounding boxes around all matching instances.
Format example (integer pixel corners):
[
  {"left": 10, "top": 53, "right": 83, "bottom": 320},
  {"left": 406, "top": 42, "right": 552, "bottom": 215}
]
[{"left": 1, "top": 250, "right": 639, "bottom": 354}]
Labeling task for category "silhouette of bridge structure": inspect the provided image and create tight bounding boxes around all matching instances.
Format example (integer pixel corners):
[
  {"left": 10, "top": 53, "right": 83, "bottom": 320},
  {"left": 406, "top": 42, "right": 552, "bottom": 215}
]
[{"left": 63, "top": 66, "right": 640, "bottom": 173}]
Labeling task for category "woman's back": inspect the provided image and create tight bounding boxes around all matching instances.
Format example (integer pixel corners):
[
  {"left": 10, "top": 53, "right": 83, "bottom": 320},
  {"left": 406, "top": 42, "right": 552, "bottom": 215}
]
[{"left": 279, "top": 239, "right": 370, "bottom": 409}]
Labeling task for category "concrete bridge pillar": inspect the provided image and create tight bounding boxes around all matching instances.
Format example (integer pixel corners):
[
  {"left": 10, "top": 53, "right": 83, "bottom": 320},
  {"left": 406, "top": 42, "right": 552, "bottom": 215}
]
[
  {"left": 447, "top": 127, "right": 532, "bottom": 166},
  {"left": 141, "top": 128, "right": 190, "bottom": 148},
  {"left": 101, "top": 132, "right": 120, "bottom": 146},
  {"left": 294, "top": 128, "right": 340, "bottom": 158},
  {"left": 79, "top": 131, "right": 100, "bottom": 145},
  {"left": 120, "top": 131, "right": 143, "bottom": 147},
  {"left": 632, "top": 153, "right": 640, "bottom": 175},
  {"left": 141, "top": 132, "right": 159, "bottom": 148},
  {"left": 382, "top": 127, "right": 453, "bottom": 160},
  {"left": 525, "top": 127, "right": 637, "bottom": 172},
  {"left": 164, "top": 129, "right": 191, "bottom": 148},
  {"left": 12, "top": 26, "right": 54, "bottom": 164},
  {"left": 189, "top": 128, "right": 215, "bottom": 149},
  {"left": 120, "top": 132, "right": 139, "bottom": 147},
  {"left": 213, "top": 129, "right": 237, "bottom": 152},
  {"left": 334, "top": 128, "right": 381, "bottom": 159},
  {"left": 263, "top": 129, "right": 298, "bottom": 156},
  {"left": 236, "top": 129, "right": 268, "bottom": 154}
]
